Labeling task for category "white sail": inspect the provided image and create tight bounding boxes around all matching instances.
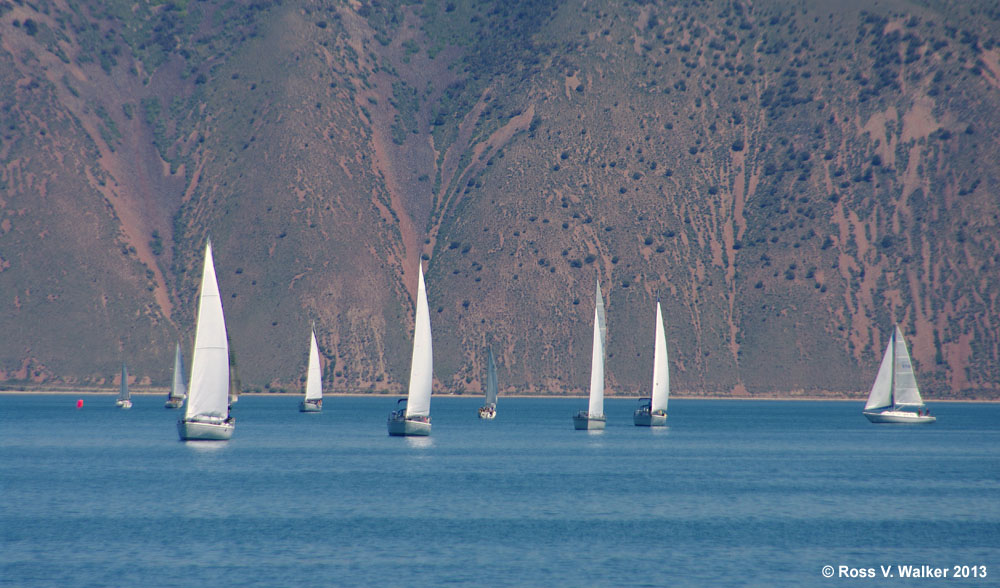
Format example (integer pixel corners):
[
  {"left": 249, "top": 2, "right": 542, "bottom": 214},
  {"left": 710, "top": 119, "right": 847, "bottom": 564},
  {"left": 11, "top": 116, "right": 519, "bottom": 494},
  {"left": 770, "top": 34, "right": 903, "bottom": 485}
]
[
  {"left": 170, "top": 343, "right": 187, "bottom": 400},
  {"left": 405, "top": 264, "right": 433, "bottom": 418},
  {"left": 184, "top": 241, "right": 230, "bottom": 420},
  {"left": 304, "top": 328, "right": 323, "bottom": 401},
  {"left": 119, "top": 363, "right": 130, "bottom": 401},
  {"left": 485, "top": 347, "right": 498, "bottom": 406},
  {"left": 892, "top": 325, "right": 924, "bottom": 407},
  {"left": 650, "top": 300, "right": 669, "bottom": 414},
  {"left": 588, "top": 280, "right": 606, "bottom": 418},
  {"left": 865, "top": 336, "right": 894, "bottom": 410}
]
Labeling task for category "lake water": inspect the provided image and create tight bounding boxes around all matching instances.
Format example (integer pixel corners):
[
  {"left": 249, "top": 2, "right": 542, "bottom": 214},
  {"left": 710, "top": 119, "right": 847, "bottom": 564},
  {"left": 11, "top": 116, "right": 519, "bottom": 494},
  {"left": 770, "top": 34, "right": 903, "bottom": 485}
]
[{"left": 1, "top": 395, "right": 997, "bottom": 587}]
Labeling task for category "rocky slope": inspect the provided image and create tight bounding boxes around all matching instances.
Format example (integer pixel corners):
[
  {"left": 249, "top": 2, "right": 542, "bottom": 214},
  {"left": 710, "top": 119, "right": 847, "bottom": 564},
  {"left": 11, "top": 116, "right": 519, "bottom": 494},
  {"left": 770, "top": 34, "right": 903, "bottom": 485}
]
[{"left": 0, "top": 0, "right": 997, "bottom": 398}]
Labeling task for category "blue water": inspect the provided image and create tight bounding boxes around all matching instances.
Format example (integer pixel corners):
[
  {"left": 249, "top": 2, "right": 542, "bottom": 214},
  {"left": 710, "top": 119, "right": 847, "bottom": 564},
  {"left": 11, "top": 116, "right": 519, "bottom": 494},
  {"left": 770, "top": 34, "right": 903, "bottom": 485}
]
[{"left": 1, "top": 396, "right": 997, "bottom": 587}]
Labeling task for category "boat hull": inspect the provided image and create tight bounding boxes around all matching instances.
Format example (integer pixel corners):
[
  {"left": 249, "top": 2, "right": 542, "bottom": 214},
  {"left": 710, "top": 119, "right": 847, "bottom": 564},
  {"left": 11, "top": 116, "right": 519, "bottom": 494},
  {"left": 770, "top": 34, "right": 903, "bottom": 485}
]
[
  {"left": 387, "top": 417, "right": 431, "bottom": 436},
  {"left": 299, "top": 400, "right": 322, "bottom": 413},
  {"left": 573, "top": 413, "right": 606, "bottom": 430},
  {"left": 116, "top": 400, "right": 132, "bottom": 410},
  {"left": 178, "top": 419, "right": 235, "bottom": 440},
  {"left": 164, "top": 398, "right": 184, "bottom": 409},
  {"left": 478, "top": 406, "right": 496, "bottom": 419},
  {"left": 633, "top": 411, "right": 667, "bottom": 426},
  {"left": 863, "top": 410, "right": 936, "bottom": 424}
]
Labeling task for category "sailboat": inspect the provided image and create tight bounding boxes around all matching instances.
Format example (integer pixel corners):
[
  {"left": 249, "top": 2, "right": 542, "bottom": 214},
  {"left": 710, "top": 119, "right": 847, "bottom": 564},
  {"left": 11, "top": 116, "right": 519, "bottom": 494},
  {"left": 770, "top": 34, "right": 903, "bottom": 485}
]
[
  {"left": 863, "top": 325, "right": 936, "bottom": 424},
  {"left": 115, "top": 362, "right": 132, "bottom": 409},
  {"left": 388, "top": 264, "right": 433, "bottom": 436},
  {"left": 573, "top": 280, "right": 607, "bottom": 430},
  {"left": 634, "top": 297, "right": 668, "bottom": 426},
  {"left": 228, "top": 344, "right": 241, "bottom": 405},
  {"left": 299, "top": 326, "right": 323, "bottom": 412},
  {"left": 177, "top": 240, "right": 235, "bottom": 440},
  {"left": 164, "top": 343, "right": 187, "bottom": 409},
  {"left": 478, "top": 346, "right": 498, "bottom": 419}
]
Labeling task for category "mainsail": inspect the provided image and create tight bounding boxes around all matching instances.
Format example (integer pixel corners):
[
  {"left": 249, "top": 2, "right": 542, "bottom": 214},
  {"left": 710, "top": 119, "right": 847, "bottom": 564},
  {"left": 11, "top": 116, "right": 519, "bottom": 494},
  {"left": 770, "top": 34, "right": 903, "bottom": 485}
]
[
  {"left": 184, "top": 241, "right": 230, "bottom": 420},
  {"left": 118, "top": 363, "right": 130, "bottom": 402},
  {"left": 892, "top": 325, "right": 924, "bottom": 407},
  {"left": 170, "top": 343, "right": 187, "bottom": 400},
  {"left": 588, "top": 280, "right": 606, "bottom": 418},
  {"left": 304, "top": 328, "right": 323, "bottom": 402},
  {"left": 485, "top": 346, "right": 498, "bottom": 407},
  {"left": 405, "top": 264, "right": 433, "bottom": 418},
  {"left": 650, "top": 300, "right": 669, "bottom": 414}
]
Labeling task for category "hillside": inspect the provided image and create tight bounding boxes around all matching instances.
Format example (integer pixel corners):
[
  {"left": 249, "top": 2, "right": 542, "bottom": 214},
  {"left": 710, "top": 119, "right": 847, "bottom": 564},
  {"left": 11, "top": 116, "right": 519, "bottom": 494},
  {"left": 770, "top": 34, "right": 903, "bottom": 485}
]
[{"left": 0, "top": 0, "right": 998, "bottom": 399}]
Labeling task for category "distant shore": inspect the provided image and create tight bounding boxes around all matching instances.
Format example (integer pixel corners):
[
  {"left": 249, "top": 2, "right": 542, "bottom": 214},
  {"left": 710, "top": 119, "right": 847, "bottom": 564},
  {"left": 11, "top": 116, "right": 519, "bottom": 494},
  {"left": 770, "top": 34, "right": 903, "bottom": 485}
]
[{"left": 1, "top": 389, "right": 997, "bottom": 402}]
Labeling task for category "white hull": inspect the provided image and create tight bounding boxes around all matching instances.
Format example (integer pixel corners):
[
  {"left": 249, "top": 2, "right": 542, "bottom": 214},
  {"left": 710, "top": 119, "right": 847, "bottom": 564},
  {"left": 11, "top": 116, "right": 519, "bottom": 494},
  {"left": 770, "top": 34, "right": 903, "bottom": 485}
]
[
  {"left": 178, "top": 419, "right": 235, "bottom": 440},
  {"left": 299, "top": 400, "right": 322, "bottom": 413},
  {"left": 387, "top": 416, "right": 431, "bottom": 436},
  {"left": 573, "top": 412, "right": 606, "bottom": 430},
  {"left": 633, "top": 411, "right": 667, "bottom": 427},
  {"left": 116, "top": 400, "right": 132, "bottom": 410},
  {"left": 478, "top": 406, "right": 496, "bottom": 419},
  {"left": 164, "top": 398, "right": 184, "bottom": 409},
  {"left": 864, "top": 410, "right": 936, "bottom": 424}
]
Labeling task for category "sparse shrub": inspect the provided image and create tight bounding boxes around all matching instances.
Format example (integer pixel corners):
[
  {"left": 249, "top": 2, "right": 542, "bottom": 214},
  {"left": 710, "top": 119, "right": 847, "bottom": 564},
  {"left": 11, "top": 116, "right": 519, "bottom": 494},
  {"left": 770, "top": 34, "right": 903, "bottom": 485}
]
[{"left": 150, "top": 231, "right": 163, "bottom": 256}]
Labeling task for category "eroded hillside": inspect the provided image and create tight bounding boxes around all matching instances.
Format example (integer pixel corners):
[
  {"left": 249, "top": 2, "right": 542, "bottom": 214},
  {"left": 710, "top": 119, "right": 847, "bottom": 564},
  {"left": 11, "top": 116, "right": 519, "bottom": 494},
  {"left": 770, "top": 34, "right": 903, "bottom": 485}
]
[{"left": 0, "top": 0, "right": 997, "bottom": 398}]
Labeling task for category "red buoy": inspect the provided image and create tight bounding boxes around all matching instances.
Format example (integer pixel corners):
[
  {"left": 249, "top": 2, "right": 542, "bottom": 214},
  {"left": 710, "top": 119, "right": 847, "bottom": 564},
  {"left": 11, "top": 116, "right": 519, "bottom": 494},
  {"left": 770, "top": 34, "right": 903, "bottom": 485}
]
[{"left": 76, "top": 398, "right": 84, "bottom": 409}]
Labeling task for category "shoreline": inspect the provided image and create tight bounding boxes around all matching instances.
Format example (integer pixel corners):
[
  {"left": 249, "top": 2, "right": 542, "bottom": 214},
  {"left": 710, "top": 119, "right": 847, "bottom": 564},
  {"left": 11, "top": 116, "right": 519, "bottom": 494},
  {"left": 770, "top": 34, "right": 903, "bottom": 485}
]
[{"left": 1, "top": 390, "right": 996, "bottom": 402}]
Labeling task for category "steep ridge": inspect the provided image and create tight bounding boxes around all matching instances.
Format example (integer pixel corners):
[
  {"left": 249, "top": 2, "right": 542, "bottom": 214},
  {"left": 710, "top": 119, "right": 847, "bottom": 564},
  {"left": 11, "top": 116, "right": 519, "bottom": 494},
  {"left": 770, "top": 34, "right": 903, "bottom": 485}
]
[{"left": 0, "top": 0, "right": 997, "bottom": 398}]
